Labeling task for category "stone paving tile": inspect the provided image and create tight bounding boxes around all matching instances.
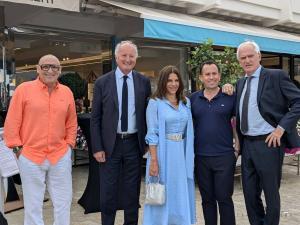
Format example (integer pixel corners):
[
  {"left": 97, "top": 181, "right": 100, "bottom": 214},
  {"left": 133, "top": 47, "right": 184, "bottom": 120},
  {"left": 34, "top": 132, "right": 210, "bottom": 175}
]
[{"left": 5, "top": 156, "right": 300, "bottom": 225}]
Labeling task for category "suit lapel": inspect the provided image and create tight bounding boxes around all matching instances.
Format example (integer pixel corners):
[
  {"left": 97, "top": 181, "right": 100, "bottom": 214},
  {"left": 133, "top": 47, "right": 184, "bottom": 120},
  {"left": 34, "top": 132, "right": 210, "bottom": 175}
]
[
  {"left": 111, "top": 70, "right": 118, "bottom": 109},
  {"left": 237, "top": 76, "right": 247, "bottom": 110},
  {"left": 257, "top": 67, "right": 267, "bottom": 103},
  {"left": 133, "top": 71, "right": 140, "bottom": 112}
]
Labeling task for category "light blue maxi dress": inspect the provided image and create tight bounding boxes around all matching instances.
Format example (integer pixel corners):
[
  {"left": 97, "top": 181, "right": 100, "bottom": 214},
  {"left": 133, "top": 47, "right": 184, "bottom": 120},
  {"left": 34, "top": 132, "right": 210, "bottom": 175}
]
[{"left": 142, "top": 98, "right": 196, "bottom": 225}]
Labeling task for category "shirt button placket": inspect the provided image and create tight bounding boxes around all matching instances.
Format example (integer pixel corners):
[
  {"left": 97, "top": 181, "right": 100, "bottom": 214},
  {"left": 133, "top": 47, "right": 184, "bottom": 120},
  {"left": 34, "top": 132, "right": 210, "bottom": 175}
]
[{"left": 47, "top": 92, "right": 51, "bottom": 153}]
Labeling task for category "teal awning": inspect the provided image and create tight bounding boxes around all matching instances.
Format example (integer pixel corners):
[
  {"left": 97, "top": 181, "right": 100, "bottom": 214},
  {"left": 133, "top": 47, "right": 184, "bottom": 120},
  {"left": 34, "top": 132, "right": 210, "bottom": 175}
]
[
  {"left": 99, "top": 0, "right": 300, "bottom": 55},
  {"left": 144, "top": 19, "right": 300, "bottom": 55}
]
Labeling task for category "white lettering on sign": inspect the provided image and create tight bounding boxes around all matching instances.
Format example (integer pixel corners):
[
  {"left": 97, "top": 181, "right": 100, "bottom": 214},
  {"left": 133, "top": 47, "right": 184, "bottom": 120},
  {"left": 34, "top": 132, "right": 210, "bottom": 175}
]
[
  {"left": 32, "top": 0, "right": 54, "bottom": 4},
  {"left": 4, "top": 0, "right": 80, "bottom": 12}
]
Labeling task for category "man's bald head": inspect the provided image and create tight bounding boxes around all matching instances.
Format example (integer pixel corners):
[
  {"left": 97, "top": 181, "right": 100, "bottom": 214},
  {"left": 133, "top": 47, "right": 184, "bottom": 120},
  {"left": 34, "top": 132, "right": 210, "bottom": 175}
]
[
  {"left": 37, "top": 54, "right": 61, "bottom": 89},
  {"left": 38, "top": 54, "right": 60, "bottom": 65}
]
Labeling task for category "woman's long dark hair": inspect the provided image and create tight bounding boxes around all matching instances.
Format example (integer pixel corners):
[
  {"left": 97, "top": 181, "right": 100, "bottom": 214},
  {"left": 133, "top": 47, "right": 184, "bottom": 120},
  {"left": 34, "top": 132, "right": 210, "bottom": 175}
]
[{"left": 152, "top": 65, "right": 186, "bottom": 104}]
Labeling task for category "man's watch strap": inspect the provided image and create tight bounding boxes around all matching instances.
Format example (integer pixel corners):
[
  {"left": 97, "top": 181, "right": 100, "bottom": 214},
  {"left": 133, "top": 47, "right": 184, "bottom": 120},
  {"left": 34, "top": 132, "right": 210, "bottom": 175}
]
[{"left": 13, "top": 146, "right": 23, "bottom": 154}]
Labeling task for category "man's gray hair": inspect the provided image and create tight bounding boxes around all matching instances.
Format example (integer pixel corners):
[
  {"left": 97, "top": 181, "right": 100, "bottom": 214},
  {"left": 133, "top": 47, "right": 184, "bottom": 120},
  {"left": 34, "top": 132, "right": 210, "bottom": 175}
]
[
  {"left": 237, "top": 40, "right": 260, "bottom": 59},
  {"left": 115, "top": 40, "right": 138, "bottom": 58}
]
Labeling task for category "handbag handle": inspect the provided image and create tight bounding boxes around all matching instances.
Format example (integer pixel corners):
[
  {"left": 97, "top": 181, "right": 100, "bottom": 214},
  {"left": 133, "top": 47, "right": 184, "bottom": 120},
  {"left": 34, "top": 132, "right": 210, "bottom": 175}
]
[{"left": 147, "top": 175, "right": 160, "bottom": 184}]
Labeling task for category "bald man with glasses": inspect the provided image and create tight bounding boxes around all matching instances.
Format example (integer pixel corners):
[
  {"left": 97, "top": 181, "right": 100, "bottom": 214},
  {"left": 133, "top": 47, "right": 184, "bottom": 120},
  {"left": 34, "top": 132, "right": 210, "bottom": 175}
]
[{"left": 4, "top": 54, "right": 77, "bottom": 225}]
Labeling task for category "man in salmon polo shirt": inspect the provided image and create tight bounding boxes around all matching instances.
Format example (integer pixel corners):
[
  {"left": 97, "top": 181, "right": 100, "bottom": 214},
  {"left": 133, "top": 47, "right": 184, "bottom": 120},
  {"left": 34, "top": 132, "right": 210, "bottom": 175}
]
[{"left": 4, "top": 54, "right": 77, "bottom": 225}]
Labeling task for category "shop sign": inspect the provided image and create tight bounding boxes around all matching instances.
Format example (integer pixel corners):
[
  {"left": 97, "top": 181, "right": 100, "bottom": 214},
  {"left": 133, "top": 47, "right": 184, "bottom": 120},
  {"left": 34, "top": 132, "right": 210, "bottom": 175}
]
[{"left": 4, "top": 0, "right": 80, "bottom": 12}]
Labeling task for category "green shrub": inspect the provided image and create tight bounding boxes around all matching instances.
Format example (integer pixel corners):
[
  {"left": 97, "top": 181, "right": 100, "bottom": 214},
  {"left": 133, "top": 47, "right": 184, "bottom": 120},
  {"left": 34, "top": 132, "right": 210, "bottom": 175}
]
[
  {"left": 58, "top": 72, "right": 87, "bottom": 99},
  {"left": 187, "top": 39, "right": 243, "bottom": 88}
]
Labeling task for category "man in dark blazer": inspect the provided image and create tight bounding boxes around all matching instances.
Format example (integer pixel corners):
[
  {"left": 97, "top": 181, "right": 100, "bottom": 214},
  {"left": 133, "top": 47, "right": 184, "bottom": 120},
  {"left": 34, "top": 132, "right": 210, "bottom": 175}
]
[
  {"left": 236, "top": 41, "right": 300, "bottom": 225},
  {"left": 90, "top": 40, "right": 151, "bottom": 225}
]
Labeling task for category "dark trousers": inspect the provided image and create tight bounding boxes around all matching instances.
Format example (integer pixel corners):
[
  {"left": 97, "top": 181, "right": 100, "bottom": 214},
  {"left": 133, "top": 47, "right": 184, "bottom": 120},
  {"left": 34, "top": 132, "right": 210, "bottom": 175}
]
[
  {"left": 195, "top": 153, "right": 236, "bottom": 225},
  {"left": 242, "top": 138, "right": 284, "bottom": 225},
  {"left": 101, "top": 209, "right": 138, "bottom": 225},
  {"left": 99, "top": 134, "right": 141, "bottom": 225},
  {"left": 0, "top": 212, "right": 8, "bottom": 225}
]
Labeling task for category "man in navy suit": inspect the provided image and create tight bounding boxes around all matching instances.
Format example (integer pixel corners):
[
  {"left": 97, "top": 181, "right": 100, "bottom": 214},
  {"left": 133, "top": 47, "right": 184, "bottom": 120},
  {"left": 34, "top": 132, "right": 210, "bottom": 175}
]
[
  {"left": 90, "top": 40, "right": 151, "bottom": 225},
  {"left": 236, "top": 41, "right": 300, "bottom": 225}
]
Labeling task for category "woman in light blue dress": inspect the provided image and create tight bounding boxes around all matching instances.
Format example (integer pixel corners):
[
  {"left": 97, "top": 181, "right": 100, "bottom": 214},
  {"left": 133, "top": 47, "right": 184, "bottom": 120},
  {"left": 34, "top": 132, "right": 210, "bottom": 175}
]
[{"left": 142, "top": 65, "right": 196, "bottom": 225}]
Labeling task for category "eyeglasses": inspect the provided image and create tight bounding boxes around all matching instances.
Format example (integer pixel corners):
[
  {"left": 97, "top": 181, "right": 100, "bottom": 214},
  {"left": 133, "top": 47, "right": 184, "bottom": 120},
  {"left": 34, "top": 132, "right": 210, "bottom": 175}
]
[{"left": 39, "top": 64, "right": 61, "bottom": 72}]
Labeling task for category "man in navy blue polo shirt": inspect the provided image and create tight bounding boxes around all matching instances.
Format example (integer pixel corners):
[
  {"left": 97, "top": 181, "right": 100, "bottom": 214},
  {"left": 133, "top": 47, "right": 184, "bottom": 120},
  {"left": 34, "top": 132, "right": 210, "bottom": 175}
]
[{"left": 190, "top": 60, "right": 239, "bottom": 225}]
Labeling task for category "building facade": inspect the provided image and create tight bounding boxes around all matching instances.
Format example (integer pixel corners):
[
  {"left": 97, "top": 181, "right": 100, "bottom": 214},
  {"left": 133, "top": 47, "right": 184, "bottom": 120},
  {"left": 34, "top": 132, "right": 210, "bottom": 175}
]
[{"left": 1, "top": 0, "right": 300, "bottom": 110}]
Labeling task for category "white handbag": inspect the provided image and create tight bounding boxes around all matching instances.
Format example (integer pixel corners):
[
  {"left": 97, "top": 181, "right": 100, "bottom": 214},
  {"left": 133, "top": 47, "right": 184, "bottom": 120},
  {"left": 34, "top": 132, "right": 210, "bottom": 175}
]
[{"left": 145, "top": 176, "right": 165, "bottom": 205}]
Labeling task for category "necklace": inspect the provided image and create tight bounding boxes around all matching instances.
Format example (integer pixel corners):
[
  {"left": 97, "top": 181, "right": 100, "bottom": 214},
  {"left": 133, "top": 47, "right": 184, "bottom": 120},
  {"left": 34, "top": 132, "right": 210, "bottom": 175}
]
[
  {"left": 166, "top": 94, "right": 178, "bottom": 107},
  {"left": 167, "top": 98, "right": 178, "bottom": 108}
]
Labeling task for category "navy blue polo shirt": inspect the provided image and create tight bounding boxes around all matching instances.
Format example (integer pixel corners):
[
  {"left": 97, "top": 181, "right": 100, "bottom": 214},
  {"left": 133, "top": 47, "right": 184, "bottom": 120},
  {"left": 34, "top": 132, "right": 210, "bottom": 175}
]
[{"left": 190, "top": 89, "right": 236, "bottom": 156}]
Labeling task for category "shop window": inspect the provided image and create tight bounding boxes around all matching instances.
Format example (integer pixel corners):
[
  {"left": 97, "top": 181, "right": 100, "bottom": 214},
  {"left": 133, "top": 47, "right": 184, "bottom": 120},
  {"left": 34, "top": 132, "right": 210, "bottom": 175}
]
[
  {"left": 11, "top": 31, "right": 111, "bottom": 108},
  {"left": 294, "top": 58, "right": 300, "bottom": 88},
  {"left": 133, "top": 39, "right": 190, "bottom": 94},
  {"left": 14, "top": 33, "right": 111, "bottom": 84}
]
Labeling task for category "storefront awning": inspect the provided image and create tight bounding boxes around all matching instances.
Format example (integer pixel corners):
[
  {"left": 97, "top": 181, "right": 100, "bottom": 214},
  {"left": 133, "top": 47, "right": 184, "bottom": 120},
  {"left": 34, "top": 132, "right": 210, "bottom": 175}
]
[{"left": 99, "top": 0, "right": 300, "bottom": 55}]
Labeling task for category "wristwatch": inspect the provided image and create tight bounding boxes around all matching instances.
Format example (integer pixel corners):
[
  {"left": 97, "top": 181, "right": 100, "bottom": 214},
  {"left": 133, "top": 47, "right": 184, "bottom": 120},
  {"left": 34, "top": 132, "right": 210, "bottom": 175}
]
[{"left": 13, "top": 146, "right": 23, "bottom": 154}]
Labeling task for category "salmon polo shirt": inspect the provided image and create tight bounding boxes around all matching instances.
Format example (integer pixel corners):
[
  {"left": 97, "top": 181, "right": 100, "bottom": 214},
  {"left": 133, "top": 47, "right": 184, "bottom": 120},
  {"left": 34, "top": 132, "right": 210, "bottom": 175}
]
[{"left": 4, "top": 78, "right": 77, "bottom": 165}]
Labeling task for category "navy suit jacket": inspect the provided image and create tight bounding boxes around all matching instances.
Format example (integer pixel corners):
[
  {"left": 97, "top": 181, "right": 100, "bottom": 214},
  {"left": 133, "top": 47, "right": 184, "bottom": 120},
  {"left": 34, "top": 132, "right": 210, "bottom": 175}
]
[
  {"left": 236, "top": 67, "right": 300, "bottom": 149},
  {"left": 90, "top": 70, "right": 151, "bottom": 157}
]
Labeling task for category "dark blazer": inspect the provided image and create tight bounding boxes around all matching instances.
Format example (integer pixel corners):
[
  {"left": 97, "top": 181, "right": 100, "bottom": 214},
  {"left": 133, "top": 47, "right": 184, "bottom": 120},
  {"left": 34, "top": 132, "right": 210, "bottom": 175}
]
[
  {"left": 90, "top": 70, "right": 151, "bottom": 157},
  {"left": 236, "top": 67, "right": 300, "bottom": 149}
]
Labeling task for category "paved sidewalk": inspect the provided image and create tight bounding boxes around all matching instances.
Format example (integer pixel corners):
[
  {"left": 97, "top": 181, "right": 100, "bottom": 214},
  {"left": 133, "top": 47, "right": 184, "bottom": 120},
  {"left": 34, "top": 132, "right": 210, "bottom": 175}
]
[{"left": 5, "top": 156, "right": 300, "bottom": 225}]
